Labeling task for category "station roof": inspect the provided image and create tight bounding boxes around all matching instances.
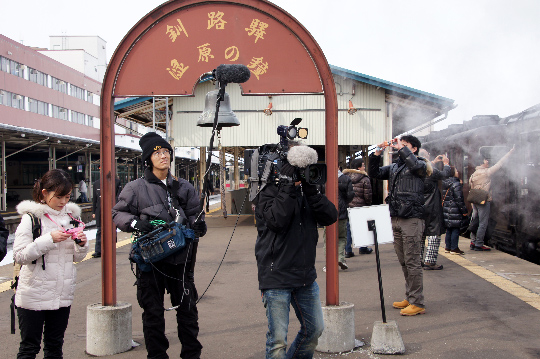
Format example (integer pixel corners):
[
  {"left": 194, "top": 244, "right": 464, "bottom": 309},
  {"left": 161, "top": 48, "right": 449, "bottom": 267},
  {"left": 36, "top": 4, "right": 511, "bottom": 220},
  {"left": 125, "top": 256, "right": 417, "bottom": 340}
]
[
  {"left": 113, "top": 64, "right": 456, "bottom": 139},
  {"left": 329, "top": 65, "right": 454, "bottom": 108}
]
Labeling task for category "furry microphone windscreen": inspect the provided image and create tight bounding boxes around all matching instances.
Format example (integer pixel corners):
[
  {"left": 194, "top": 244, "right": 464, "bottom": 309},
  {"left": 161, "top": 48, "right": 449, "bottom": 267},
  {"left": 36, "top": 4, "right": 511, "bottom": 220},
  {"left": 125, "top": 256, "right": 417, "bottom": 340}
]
[
  {"left": 216, "top": 64, "right": 251, "bottom": 84},
  {"left": 287, "top": 145, "right": 318, "bottom": 168}
]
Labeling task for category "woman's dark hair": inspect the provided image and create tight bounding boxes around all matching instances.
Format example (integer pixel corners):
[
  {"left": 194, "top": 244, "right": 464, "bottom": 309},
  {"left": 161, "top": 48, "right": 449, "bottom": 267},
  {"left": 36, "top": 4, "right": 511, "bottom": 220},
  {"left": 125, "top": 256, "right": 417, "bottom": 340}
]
[
  {"left": 400, "top": 135, "right": 421, "bottom": 155},
  {"left": 33, "top": 169, "right": 74, "bottom": 203},
  {"left": 448, "top": 166, "right": 456, "bottom": 177},
  {"left": 350, "top": 158, "right": 364, "bottom": 169}
]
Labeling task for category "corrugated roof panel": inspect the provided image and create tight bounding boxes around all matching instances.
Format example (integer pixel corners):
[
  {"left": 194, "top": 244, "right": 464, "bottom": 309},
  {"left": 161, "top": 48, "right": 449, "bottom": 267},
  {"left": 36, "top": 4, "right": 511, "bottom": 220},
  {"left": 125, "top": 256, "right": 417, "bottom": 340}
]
[{"left": 172, "top": 75, "right": 387, "bottom": 147}]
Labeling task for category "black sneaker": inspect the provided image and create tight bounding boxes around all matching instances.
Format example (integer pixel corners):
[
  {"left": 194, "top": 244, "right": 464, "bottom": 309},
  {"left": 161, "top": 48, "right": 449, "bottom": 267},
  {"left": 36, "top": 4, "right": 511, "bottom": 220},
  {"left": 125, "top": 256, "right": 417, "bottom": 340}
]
[
  {"left": 345, "top": 252, "right": 355, "bottom": 258},
  {"left": 338, "top": 261, "right": 348, "bottom": 270},
  {"left": 473, "top": 245, "right": 491, "bottom": 251},
  {"left": 423, "top": 263, "right": 443, "bottom": 270},
  {"left": 359, "top": 247, "right": 373, "bottom": 255},
  {"left": 91, "top": 252, "right": 101, "bottom": 258}
]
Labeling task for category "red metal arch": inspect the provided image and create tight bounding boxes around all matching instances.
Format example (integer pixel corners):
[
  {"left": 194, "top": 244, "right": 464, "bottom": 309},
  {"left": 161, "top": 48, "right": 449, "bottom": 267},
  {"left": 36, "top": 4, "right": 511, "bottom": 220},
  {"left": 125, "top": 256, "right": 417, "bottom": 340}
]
[{"left": 100, "top": 0, "right": 338, "bottom": 306}]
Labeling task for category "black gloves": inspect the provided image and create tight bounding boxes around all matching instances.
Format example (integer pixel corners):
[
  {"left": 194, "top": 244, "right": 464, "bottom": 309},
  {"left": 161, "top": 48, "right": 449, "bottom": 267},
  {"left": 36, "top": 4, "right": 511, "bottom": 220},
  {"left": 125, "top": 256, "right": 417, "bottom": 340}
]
[
  {"left": 280, "top": 162, "right": 296, "bottom": 177},
  {"left": 193, "top": 220, "right": 207, "bottom": 237},
  {"left": 131, "top": 218, "right": 154, "bottom": 233},
  {"left": 301, "top": 182, "right": 319, "bottom": 197},
  {"left": 279, "top": 162, "right": 296, "bottom": 183}
]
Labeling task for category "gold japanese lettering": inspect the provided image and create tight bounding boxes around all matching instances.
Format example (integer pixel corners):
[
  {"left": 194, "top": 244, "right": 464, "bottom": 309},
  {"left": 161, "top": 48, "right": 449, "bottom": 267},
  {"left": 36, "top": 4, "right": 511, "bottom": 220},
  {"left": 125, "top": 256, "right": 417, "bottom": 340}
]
[
  {"left": 166, "top": 59, "right": 189, "bottom": 80},
  {"left": 245, "top": 19, "right": 268, "bottom": 43},
  {"left": 247, "top": 57, "right": 268, "bottom": 80},
  {"left": 224, "top": 46, "right": 240, "bottom": 62},
  {"left": 197, "top": 43, "right": 214, "bottom": 63},
  {"left": 208, "top": 11, "right": 227, "bottom": 29},
  {"left": 166, "top": 19, "right": 189, "bottom": 42}
]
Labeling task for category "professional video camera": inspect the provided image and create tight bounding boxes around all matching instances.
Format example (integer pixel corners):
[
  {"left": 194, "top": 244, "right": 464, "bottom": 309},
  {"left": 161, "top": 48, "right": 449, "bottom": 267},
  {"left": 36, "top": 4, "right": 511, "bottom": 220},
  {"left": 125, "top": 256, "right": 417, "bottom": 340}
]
[{"left": 245, "top": 118, "right": 327, "bottom": 201}]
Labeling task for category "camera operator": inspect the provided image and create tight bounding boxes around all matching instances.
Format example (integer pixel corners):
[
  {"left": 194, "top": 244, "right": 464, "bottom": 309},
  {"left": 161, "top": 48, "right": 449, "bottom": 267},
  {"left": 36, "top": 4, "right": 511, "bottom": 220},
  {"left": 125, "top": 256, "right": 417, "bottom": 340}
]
[
  {"left": 112, "top": 132, "right": 206, "bottom": 359},
  {"left": 368, "top": 135, "right": 428, "bottom": 316},
  {"left": 254, "top": 147, "right": 338, "bottom": 358}
]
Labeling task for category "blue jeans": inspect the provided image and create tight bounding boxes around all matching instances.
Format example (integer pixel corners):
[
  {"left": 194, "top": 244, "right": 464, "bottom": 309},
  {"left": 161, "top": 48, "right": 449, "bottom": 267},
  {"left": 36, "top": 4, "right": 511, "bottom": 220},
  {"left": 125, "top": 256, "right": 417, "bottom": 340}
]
[
  {"left": 445, "top": 227, "right": 460, "bottom": 250},
  {"left": 261, "top": 281, "right": 324, "bottom": 359},
  {"left": 346, "top": 222, "right": 352, "bottom": 253},
  {"left": 471, "top": 202, "right": 491, "bottom": 247}
]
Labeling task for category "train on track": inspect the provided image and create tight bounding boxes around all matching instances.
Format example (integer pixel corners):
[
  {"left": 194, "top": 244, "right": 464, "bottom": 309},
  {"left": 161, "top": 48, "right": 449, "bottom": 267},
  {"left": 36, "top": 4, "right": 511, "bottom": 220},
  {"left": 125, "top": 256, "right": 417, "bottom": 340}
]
[{"left": 419, "top": 103, "right": 540, "bottom": 263}]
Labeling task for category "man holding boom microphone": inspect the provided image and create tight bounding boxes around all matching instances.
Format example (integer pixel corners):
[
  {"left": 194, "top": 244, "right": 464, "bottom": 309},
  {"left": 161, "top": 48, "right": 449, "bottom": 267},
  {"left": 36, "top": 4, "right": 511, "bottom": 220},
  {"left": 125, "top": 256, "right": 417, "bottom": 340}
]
[
  {"left": 112, "top": 132, "right": 207, "bottom": 359},
  {"left": 368, "top": 135, "right": 429, "bottom": 316},
  {"left": 253, "top": 141, "right": 338, "bottom": 359}
]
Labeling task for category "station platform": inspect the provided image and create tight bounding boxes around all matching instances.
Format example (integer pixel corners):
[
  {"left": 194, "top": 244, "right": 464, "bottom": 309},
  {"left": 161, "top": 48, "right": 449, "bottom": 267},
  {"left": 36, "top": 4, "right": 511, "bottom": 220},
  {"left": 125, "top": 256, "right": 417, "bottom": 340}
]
[{"left": 0, "top": 211, "right": 539, "bottom": 358}]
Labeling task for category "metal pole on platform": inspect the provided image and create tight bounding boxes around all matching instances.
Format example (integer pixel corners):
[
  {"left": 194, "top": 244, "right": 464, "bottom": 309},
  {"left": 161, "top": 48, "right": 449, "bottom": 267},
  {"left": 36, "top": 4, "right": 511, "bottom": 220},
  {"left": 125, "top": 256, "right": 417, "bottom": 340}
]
[{"left": 368, "top": 219, "right": 386, "bottom": 322}]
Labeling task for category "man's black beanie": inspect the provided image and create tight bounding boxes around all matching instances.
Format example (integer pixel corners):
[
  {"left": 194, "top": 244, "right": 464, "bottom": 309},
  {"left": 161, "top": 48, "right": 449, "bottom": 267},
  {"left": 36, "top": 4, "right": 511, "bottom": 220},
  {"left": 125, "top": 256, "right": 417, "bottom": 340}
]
[{"left": 139, "top": 132, "right": 173, "bottom": 165}]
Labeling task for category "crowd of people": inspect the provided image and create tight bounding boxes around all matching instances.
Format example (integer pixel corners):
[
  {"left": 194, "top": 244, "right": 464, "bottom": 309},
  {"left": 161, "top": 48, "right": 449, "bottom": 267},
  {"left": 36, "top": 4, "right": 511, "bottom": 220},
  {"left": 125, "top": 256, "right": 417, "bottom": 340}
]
[{"left": 7, "top": 130, "right": 515, "bottom": 358}]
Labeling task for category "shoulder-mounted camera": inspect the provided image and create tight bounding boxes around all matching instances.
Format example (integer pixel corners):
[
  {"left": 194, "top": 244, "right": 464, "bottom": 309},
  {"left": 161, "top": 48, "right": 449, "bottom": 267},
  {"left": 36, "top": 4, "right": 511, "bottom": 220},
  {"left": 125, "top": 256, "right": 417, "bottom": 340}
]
[{"left": 245, "top": 118, "right": 327, "bottom": 201}]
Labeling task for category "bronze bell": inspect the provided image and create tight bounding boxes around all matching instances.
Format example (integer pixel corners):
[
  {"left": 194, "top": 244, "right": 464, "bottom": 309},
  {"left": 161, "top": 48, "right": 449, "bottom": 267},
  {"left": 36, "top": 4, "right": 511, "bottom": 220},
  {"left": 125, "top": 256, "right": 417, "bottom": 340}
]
[{"left": 197, "top": 90, "right": 240, "bottom": 128}]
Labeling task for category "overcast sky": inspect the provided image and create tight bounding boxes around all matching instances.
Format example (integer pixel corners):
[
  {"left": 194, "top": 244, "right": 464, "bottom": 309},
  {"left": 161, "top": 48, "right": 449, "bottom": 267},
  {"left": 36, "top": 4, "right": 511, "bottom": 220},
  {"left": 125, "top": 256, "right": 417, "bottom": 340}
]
[{"left": 2, "top": 0, "right": 539, "bottom": 130}]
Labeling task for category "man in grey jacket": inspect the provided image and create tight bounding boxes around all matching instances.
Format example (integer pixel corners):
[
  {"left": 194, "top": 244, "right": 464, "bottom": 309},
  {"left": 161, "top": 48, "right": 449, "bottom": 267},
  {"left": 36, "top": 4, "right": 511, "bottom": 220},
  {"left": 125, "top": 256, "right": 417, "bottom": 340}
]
[{"left": 112, "top": 132, "right": 206, "bottom": 359}]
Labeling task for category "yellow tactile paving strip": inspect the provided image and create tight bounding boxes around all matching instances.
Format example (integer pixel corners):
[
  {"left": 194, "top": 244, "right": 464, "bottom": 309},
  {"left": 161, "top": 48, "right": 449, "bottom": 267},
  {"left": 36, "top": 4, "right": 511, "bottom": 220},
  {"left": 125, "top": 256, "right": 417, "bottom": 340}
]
[{"left": 439, "top": 248, "right": 540, "bottom": 311}]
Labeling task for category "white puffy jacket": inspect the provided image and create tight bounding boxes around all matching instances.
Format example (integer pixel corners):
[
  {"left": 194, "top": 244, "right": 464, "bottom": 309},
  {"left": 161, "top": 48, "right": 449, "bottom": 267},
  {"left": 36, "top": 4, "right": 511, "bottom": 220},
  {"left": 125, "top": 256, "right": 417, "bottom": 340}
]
[{"left": 14, "top": 200, "right": 88, "bottom": 310}]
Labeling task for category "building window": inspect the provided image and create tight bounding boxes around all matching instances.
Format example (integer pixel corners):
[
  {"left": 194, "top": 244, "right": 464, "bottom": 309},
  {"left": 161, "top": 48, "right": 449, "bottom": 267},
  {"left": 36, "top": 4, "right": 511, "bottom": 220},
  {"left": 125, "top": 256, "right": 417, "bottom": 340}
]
[
  {"left": 87, "top": 91, "right": 94, "bottom": 103},
  {"left": 29, "top": 98, "right": 37, "bottom": 113},
  {"left": 29, "top": 98, "right": 49, "bottom": 116},
  {"left": 0, "top": 57, "right": 9, "bottom": 73},
  {"left": 88, "top": 115, "right": 94, "bottom": 127},
  {"left": 70, "top": 84, "right": 84, "bottom": 100},
  {"left": 22, "top": 163, "right": 49, "bottom": 186},
  {"left": 0, "top": 89, "right": 12, "bottom": 107},
  {"left": 52, "top": 105, "right": 68, "bottom": 120},
  {"left": 11, "top": 93, "right": 24, "bottom": 109},
  {"left": 28, "top": 68, "right": 48, "bottom": 86},
  {"left": 72, "top": 110, "right": 85, "bottom": 124},
  {"left": 51, "top": 76, "right": 67, "bottom": 94},
  {"left": 9, "top": 60, "right": 25, "bottom": 78}
]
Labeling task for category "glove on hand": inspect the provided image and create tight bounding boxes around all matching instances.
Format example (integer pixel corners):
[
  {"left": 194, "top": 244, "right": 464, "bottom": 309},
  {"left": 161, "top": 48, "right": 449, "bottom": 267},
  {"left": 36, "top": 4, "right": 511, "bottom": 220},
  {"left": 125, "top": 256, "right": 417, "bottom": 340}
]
[
  {"left": 193, "top": 220, "right": 207, "bottom": 237},
  {"left": 301, "top": 182, "right": 319, "bottom": 197},
  {"left": 132, "top": 218, "right": 154, "bottom": 233},
  {"left": 279, "top": 162, "right": 297, "bottom": 184},
  {"left": 280, "top": 162, "right": 296, "bottom": 178}
]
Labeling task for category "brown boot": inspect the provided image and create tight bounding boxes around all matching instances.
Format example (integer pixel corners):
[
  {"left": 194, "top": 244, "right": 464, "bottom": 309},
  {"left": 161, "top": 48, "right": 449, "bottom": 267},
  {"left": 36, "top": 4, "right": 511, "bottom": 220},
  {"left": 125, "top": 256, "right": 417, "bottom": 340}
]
[
  {"left": 400, "top": 304, "right": 426, "bottom": 316},
  {"left": 392, "top": 299, "right": 409, "bottom": 309}
]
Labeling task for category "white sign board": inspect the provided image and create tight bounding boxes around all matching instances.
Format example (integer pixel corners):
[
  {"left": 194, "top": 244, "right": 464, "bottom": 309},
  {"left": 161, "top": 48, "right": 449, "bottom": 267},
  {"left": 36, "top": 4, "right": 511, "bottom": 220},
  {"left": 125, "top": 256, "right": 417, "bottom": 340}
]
[{"left": 347, "top": 204, "right": 394, "bottom": 247}]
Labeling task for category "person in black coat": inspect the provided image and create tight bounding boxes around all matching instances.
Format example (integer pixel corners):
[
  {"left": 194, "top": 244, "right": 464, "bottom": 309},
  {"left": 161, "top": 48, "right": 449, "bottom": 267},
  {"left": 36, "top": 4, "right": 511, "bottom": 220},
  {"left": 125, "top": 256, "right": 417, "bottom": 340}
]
[
  {"left": 418, "top": 149, "right": 452, "bottom": 270},
  {"left": 442, "top": 168, "right": 468, "bottom": 254},
  {"left": 112, "top": 132, "right": 206, "bottom": 359},
  {"left": 324, "top": 170, "right": 354, "bottom": 269},
  {"left": 254, "top": 160, "right": 337, "bottom": 358},
  {"left": 91, "top": 177, "right": 121, "bottom": 258},
  {"left": 0, "top": 213, "right": 9, "bottom": 261},
  {"left": 369, "top": 135, "right": 428, "bottom": 316}
]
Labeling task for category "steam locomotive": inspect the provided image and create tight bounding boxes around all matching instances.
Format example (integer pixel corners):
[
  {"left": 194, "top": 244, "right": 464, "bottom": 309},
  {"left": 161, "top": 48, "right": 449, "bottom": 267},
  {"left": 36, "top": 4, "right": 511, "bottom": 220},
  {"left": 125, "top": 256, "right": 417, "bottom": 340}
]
[{"left": 419, "top": 103, "right": 540, "bottom": 263}]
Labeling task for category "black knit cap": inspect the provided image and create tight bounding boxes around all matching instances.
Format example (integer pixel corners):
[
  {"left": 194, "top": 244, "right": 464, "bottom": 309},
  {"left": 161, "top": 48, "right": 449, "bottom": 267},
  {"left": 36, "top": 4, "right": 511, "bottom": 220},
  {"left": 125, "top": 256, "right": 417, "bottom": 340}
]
[{"left": 139, "top": 132, "right": 173, "bottom": 165}]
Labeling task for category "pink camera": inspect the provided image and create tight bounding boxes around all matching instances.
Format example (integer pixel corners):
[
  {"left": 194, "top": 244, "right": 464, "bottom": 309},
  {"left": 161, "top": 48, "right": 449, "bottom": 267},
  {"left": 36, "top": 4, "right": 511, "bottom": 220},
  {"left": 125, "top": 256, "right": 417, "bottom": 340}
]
[{"left": 65, "top": 227, "right": 83, "bottom": 237}]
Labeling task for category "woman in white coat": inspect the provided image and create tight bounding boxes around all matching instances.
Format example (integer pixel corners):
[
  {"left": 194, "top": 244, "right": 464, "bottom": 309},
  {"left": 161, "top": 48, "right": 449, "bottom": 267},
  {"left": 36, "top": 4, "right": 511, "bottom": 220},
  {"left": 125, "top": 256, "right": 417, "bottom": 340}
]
[{"left": 14, "top": 169, "right": 88, "bottom": 358}]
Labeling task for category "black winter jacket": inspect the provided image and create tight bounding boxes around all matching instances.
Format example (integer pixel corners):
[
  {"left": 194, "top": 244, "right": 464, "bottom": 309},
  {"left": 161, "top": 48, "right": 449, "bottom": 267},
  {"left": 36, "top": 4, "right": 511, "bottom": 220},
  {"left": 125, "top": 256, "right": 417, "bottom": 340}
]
[
  {"left": 0, "top": 214, "right": 8, "bottom": 262},
  {"left": 112, "top": 169, "right": 201, "bottom": 265},
  {"left": 254, "top": 183, "right": 338, "bottom": 290},
  {"left": 338, "top": 172, "right": 354, "bottom": 220},
  {"left": 423, "top": 164, "right": 452, "bottom": 236},
  {"left": 442, "top": 177, "right": 468, "bottom": 229},
  {"left": 368, "top": 146, "right": 428, "bottom": 219}
]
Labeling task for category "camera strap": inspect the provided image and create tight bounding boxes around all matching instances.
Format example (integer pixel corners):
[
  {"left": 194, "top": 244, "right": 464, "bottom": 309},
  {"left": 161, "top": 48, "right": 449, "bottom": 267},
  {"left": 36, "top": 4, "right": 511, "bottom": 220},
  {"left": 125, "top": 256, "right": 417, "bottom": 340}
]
[{"left": 249, "top": 148, "right": 262, "bottom": 201}]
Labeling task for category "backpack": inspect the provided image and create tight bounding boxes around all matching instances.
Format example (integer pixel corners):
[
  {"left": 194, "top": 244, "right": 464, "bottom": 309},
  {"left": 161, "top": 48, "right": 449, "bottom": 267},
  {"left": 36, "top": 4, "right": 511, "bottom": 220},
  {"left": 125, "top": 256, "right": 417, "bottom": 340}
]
[{"left": 10, "top": 213, "right": 42, "bottom": 334}]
